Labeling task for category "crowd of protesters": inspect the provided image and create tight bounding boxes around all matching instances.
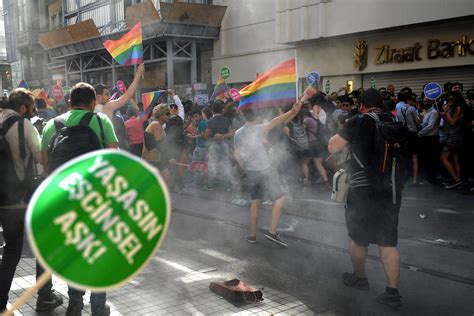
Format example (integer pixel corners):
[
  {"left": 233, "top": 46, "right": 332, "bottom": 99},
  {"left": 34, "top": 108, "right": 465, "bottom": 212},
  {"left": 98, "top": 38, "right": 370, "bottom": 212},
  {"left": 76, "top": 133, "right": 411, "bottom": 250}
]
[{"left": 1, "top": 72, "right": 473, "bottom": 313}]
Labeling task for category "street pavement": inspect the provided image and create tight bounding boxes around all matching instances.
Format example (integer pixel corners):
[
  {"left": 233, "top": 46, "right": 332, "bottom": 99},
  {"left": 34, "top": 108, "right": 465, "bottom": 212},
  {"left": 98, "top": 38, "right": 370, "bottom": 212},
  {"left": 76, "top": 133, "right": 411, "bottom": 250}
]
[{"left": 3, "top": 182, "right": 474, "bottom": 315}]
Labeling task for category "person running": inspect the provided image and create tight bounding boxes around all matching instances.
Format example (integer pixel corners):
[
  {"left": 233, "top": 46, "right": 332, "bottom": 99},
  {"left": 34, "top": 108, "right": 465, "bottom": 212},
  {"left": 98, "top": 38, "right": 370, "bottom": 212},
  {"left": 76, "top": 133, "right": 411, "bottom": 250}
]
[{"left": 234, "top": 101, "right": 302, "bottom": 248}]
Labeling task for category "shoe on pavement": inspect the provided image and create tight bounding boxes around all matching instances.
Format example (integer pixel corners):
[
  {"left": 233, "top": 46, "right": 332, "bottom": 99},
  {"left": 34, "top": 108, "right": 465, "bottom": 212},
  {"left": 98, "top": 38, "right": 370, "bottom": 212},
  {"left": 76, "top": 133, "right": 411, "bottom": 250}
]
[
  {"left": 445, "top": 179, "right": 461, "bottom": 189},
  {"left": 36, "top": 290, "right": 63, "bottom": 312},
  {"left": 246, "top": 236, "right": 257, "bottom": 243},
  {"left": 264, "top": 232, "right": 288, "bottom": 248},
  {"left": 376, "top": 291, "right": 402, "bottom": 309},
  {"left": 342, "top": 272, "right": 369, "bottom": 290},
  {"left": 66, "top": 299, "right": 84, "bottom": 316},
  {"left": 92, "top": 303, "right": 111, "bottom": 316}
]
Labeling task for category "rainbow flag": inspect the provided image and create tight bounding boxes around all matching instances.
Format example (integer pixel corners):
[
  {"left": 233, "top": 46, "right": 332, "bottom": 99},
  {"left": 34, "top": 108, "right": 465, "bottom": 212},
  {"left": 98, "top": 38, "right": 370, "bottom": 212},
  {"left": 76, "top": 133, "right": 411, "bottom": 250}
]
[
  {"left": 141, "top": 90, "right": 165, "bottom": 118},
  {"left": 103, "top": 22, "right": 143, "bottom": 65},
  {"left": 238, "top": 59, "right": 296, "bottom": 110},
  {"left": 210, "top": 77, "right": 228, "bottom": 101}
]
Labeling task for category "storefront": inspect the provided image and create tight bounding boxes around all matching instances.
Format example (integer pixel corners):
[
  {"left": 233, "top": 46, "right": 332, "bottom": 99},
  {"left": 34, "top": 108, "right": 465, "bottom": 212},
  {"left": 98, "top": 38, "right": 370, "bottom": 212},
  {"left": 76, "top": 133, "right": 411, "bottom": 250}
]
[{"left": 297, "top": 18, "right": 474, "bottom": 94}]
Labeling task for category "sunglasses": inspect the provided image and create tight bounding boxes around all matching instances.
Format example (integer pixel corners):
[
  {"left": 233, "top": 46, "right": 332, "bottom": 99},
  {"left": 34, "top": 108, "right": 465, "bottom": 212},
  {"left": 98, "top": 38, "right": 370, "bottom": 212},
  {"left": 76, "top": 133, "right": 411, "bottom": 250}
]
[{"left": 166, "top": 112, "right": 171, "bottom": 116}]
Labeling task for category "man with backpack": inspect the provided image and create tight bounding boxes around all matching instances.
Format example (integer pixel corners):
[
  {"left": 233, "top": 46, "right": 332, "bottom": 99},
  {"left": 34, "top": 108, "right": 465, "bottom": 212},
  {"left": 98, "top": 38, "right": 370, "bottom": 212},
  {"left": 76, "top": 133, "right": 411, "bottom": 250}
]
[
  {"left": 0, "top": 88, "right": 63, "bottom": 313},
  {"left": 328, "top": 89, "right": 409, "bottom": 309},
  {"left": 41, "top": 82, "right": 118, "bottom": 316}
]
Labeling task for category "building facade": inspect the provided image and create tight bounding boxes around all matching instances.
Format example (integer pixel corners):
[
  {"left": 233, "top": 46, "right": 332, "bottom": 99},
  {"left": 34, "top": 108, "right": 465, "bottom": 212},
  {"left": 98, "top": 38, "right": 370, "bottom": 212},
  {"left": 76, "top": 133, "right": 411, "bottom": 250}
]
[
  {"left": 3, "top": 0, "right": 51, "bottom": 89},
  {"left": 2, "top": 0, "right": 224, "bottom": 101},
  {"left": 212, "top": 0, "right": 474, "bottom": 95},
  {"left": 40, "top": 0, "right": 224, "bottom": 100}
]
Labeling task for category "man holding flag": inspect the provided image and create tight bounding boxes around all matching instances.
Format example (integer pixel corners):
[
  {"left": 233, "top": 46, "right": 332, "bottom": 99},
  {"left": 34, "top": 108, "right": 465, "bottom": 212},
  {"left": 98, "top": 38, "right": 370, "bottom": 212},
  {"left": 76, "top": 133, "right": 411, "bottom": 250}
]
[
  {"left": 234, "top": 58, "right": 301, "bottom": 247},
  {"left": 96, "top": 21, "right": 146, "bottom": 150}
]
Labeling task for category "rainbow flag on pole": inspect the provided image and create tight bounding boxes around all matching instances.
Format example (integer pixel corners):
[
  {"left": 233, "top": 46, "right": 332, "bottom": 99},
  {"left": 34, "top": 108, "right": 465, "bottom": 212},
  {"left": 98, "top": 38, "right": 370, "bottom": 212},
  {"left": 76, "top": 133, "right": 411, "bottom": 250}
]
[
  {"left": 103, "top": 22, "right": 143, "bottom": 65},
  {"left": 210, "top": 77, "right": 228, "bottom": 101},
  {"left": 238, "top": 59, "right": 296, "bottom": 110},
  {"left": 141, "top": 90, "right": 165, "bottom": 118}
]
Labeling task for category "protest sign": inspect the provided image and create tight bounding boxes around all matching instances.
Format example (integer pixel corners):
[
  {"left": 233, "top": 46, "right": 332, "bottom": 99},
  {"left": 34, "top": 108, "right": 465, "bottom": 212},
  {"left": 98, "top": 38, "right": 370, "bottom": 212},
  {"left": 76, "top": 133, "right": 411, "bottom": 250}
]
[
  {"left": 229, "top": 88, "right": 240, "bottom": 102},
  {"left": 26, "top": 150, "right": 171, "bottom": 291}
]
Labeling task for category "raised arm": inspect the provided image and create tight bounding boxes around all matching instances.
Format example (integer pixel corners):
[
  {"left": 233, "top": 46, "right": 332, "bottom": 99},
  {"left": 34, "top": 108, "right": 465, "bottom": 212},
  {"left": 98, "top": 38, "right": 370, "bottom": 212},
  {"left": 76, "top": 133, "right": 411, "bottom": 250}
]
[
  {"left": 263, "top": 101, "right": 302, "bottom": 133},
  {"left": 103, "top": 64, "right": 145, "bottom": 117},
  {"left": 168, "top": 89, "right": 184, "bottom": 121}
]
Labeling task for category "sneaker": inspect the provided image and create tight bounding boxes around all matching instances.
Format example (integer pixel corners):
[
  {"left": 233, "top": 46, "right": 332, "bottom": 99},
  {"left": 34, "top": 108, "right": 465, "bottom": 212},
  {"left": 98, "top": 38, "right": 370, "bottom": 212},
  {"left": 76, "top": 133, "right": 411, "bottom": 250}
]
[
  {"left": 36, "top": 291, "right": 63, "bottom": 312},
  {"left": 445, "top": 179, "right": 461, "bottom": 189},
  {"left": 262, "top": 200, "right": 273, "bottom": 206},
  {"left": 246, "top": 236, "right": 257, "bottom": 243},
  {"left": 92, "top": 303, "right": 111, "bottom": 316},
  {"left": 264, "top": 232, "right": 288, "bottom": 248},
  {"left": 206, "top": 185, "right": 215, "bottom": 191},
  {"left": 342, "top": 272, "right": 369, "bottom": 290},
  {"left": 376, "top": 291, "right": 402, "bottom": 309}
]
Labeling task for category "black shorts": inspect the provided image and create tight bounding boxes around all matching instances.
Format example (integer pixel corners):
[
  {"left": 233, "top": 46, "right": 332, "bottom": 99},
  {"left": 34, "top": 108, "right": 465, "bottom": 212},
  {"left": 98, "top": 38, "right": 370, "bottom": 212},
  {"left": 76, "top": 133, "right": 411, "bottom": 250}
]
[
  {"left": 246, "top": 169, "right": 284, "bottom": 201},
  {"left": 345, "top": 186, "right": 401, "bottom": 247},
  {"left": 407, "top": 132, "right": 419, "bottom": 155}
]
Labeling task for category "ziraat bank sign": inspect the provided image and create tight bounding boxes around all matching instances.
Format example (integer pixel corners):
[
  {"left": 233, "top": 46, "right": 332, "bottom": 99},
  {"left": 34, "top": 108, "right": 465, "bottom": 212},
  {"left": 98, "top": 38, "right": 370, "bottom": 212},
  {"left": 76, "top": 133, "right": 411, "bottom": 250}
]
[{"left": 374, "top": 35, "right": 474, "bottom": 64}]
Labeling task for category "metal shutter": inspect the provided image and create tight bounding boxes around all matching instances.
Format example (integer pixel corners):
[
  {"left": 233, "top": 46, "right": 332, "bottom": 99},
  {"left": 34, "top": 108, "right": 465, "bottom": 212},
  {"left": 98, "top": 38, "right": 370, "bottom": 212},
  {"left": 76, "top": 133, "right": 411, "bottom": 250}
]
[{"left": 362, "top": 66, "right": 474, "bottom": 95}]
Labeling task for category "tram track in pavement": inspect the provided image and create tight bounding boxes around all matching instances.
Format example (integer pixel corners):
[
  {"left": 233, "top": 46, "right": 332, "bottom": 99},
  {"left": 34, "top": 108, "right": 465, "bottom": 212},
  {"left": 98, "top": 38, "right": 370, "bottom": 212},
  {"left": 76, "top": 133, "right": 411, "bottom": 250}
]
[
  {"left": 171, "top": 191, "right": 474, "bottom": 287},
  {"left": 175, "top": 190, "right": 474, "bottom": 253}
]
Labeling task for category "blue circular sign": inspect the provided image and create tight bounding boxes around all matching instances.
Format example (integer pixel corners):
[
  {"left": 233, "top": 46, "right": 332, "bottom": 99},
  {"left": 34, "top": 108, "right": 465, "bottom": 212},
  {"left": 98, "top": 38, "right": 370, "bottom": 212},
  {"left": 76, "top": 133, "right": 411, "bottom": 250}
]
[
  {"left": 424, "top": 82, "right": 442, "bottom": 100},
  {"left": 307, "top": 72, "right": 320, "bottom": 86}
]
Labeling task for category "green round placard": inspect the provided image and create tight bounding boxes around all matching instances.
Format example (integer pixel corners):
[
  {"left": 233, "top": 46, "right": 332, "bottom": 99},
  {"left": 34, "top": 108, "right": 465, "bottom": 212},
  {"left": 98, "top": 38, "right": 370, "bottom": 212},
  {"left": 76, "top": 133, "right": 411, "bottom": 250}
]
[{"left": 26, "top": 149, "right": 171, "bottom": 291}]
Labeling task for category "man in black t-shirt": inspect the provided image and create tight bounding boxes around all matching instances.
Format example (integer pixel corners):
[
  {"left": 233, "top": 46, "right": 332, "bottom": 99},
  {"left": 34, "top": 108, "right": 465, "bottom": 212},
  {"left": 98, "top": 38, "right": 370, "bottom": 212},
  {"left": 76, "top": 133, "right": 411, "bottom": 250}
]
[
  {"left": 328, "top": 89, "right": 403, "bottom": 309},
  {"left": 205, "top": 102, "right": 234, "bottom": 190}
]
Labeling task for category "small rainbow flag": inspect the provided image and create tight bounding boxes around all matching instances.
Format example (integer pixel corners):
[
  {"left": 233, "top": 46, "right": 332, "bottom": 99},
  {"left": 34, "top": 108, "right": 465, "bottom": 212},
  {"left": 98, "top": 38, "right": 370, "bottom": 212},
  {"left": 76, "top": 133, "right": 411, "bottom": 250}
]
[
  {"left": 238, "top": 59, "right": 296, "bottom": 110},
  {"left": 141, "top": 90, "right": 165, "bottom": 118},
  {"left": 103, "top": 22, "right": 143, "bottom": 65},
  {"left": 210, "top": 77, "right": 228, "bottom": 101}
]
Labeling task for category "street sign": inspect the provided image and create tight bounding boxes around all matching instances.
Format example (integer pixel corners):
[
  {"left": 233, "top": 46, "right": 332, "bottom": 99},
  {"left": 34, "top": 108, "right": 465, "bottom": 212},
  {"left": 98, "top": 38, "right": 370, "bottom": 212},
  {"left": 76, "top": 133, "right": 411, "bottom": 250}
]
[
  {"left": 424, "top": 82, "right": 442, "bottom": 100},
  {"left": 220, "top": 67, "right": 231, "bottom": 80},
  {"left": 229, "top": 88, "right": 240, "bottom": 102},
  {"left": 325, "top": 80, "right": 331, "bottom": 94},
  {"left": 52, "top": 84, "right": 64, "bottom": 101},
  {"left": 26, "top": 149, "right": 171, "bottom": 291},
  {"left": 370, "top": 78, "right": 376, "bottom": 89},
  {"left": 306, "top": 72, "right": 320, "bottom": 86}
]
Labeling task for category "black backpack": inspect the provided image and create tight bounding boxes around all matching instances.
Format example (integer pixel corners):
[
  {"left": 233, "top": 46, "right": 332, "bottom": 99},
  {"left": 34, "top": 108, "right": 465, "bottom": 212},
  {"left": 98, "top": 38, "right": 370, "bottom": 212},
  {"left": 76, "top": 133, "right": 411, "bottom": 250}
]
[
  {"left": 352, "top": 112, "right": 410, "bottom": 204},
  {"left": 165, "top": 115, "right": 186, "bottom": 146},
  {"left": 289, "top": 121, "right": 309, "bottom": 152},
  {"left": 0, "top": 116, "right": 31, "bottom": 205},
  {"left": 48, "top": 112, "right": 105, "bottom": 173}
]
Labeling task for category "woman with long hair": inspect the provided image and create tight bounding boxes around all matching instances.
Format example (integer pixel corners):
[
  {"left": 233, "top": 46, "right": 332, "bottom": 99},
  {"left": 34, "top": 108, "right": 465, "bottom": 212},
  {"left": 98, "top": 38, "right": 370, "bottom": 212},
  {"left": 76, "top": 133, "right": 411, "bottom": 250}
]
[{"left": 439, "top": 91, "right": 467, "bottom": 189}]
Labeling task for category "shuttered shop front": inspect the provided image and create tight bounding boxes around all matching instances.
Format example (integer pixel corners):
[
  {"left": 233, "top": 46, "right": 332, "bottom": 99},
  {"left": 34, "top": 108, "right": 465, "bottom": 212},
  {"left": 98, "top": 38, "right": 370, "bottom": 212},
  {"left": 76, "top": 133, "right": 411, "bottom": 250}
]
[{"left": 362, "top": 66, "right": 474, "bottom": 94}]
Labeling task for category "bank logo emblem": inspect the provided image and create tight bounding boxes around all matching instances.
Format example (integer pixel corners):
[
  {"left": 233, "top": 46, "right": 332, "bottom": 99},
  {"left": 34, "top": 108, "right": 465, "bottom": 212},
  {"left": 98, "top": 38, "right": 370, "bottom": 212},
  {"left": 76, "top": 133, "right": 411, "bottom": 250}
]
[{"left": 354, "top": 41, "right": 368, "bottom": 71}]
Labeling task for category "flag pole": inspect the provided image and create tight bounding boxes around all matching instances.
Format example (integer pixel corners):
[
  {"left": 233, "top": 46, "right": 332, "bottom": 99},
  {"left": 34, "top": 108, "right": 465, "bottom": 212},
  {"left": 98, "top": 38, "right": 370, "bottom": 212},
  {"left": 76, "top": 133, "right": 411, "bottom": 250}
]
[{"left": 294, "top": 50, "right": 299, "bottom": 102}]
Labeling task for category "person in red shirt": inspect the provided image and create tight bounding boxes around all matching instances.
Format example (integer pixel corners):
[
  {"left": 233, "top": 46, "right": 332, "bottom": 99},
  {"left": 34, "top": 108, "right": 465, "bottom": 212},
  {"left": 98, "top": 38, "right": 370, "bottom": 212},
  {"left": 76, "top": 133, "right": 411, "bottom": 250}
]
[{"left": 124, "top": 108, "right": 145, "bottom": 156}]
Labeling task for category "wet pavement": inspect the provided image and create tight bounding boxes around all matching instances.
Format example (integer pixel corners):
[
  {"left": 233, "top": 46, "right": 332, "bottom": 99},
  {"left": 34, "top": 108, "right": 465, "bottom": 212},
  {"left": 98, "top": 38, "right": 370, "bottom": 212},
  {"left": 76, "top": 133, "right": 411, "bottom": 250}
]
[{"left": 3, "top": 182, "right": 474, "bottom": 315}]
